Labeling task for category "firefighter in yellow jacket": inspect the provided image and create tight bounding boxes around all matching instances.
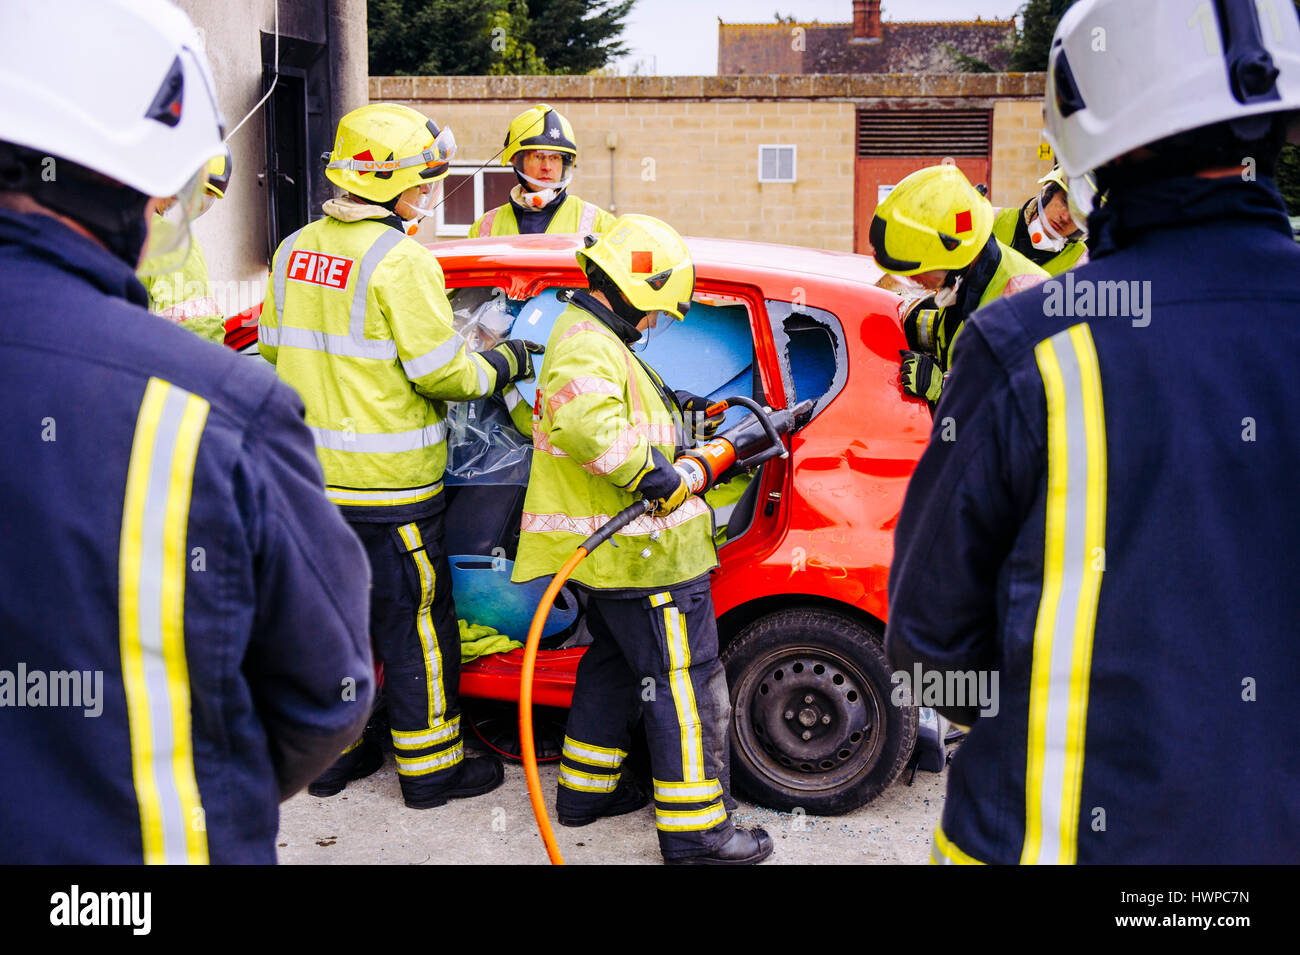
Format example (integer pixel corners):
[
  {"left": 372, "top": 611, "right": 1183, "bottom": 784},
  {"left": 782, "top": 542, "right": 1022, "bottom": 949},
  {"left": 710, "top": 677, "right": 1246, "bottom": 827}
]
[
  {"left": 870, "top": 164, "right": 1049, "bottom": 408},
  {"left": 259, "top": 103, "right": 543, "bottom": 808},
  {"left": 513, "top": 214, "right": 772, "bottom": 864},
  {"left": 142, "top": 148, "right": 232, "bottom": 344},
  {"left": 990, "top": 166, "right": 1088, "bottom": 276},
  {"left": 469, "top": 104, "right": 615, "bottom": 238}
]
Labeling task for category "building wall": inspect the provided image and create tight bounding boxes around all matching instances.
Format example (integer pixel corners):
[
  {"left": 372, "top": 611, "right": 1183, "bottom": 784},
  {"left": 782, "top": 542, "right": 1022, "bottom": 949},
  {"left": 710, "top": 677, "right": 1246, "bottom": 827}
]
[
  {"left": 991, "top": 99, "right": 1055, "bottom": 209},
  {"left": 173, "top": 0, "right": 367, "bottom": 317},
  {"left": 373, "top": 73, "right": 1049, "bottom": 255}
]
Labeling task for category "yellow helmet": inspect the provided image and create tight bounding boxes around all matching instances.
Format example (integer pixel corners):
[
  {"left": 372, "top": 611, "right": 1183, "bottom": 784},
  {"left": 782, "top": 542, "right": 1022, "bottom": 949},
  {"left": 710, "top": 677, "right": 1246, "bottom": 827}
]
[
  {"left": 325, "top": 103, "right": 456, "bottom": 203},
  {"left": 501, "top": 103, "right": 577, "bottom": 165},
  {"left": 576, "top": 214, "right": 695, "bottom": 320},
  {"left": 205, "top": 146, "right": 232, "bottom": 199},
  {"left": 869, "top": 165, "right": 994, "bottom": 276}
]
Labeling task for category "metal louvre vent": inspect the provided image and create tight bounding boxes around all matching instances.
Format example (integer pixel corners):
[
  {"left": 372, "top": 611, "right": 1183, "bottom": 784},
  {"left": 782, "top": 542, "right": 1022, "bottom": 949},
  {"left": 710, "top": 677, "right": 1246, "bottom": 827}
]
[{"left": 856, "top": 110, "right": 992, "bottom": 157}]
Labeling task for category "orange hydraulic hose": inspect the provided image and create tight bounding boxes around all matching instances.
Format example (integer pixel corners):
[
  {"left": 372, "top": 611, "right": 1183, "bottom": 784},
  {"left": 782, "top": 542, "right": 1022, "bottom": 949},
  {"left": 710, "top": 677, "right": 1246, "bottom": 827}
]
[{"left": 519, "top": 546, "right": 587, "bottom": 866}]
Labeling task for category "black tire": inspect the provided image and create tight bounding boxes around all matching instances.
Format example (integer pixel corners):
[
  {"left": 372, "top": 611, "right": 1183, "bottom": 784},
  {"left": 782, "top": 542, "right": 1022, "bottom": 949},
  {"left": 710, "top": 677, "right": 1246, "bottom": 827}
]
[{"left": 721, "top": 608, "right": 917, "bottom": 815}]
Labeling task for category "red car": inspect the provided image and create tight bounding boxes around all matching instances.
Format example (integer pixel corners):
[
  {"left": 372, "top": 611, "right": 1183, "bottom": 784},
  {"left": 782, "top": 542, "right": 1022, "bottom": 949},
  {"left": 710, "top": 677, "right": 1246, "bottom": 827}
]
[{"left": 241, "top": 233, "right": 932, "bottom": 814}]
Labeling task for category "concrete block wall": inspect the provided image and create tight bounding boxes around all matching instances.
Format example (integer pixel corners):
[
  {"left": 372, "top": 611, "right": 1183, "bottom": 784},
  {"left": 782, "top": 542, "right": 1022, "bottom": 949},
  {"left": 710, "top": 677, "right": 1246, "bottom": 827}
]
[{"left": 374, "top": 73, "right": 1048, "bottom": 255}]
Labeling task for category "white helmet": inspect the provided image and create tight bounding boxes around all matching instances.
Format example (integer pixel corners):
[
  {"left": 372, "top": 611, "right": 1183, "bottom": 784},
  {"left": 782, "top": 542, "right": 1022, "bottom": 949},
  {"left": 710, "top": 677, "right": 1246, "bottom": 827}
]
[
  {"left": 1045, "top": 0, "right": 1300, "bottom": 178},
  {"left": 0, "top": 0, "right": 225, "bottom": 270}
]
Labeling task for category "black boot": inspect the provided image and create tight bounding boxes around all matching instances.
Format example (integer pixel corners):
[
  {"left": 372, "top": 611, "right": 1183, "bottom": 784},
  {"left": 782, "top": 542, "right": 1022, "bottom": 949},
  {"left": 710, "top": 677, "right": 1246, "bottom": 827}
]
[
  {"left": 666, "top": 827, "right": 774, "bottom": 865},
  {"left": 402, "top": 754, "right": 505, "bottom": 810},
  {"left": 307, "top": 738, "right": 384, "bottom": 797},
  {"left": 557, "top": 777, "right": 651, "bottom": 827}
]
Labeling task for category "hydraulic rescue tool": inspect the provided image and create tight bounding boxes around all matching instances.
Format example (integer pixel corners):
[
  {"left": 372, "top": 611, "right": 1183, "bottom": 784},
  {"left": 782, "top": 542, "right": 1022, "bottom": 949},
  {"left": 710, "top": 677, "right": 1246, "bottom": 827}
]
[{"left": 519, "top": 395, "right": 815, "bottom": 864}]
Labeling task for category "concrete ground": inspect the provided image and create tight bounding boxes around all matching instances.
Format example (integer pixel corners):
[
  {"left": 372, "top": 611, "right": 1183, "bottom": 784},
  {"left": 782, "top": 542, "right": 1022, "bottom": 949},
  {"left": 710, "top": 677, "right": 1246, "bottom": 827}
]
[{"left": 276, "top": 746, "right": 948, "bottom": 865}]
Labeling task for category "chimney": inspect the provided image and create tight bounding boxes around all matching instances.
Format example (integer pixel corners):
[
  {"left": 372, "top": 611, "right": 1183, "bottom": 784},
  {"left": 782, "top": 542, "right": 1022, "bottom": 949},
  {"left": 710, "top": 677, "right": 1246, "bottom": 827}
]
[{"left": 852, "top": 0, "right": 882, "bottom": 43}]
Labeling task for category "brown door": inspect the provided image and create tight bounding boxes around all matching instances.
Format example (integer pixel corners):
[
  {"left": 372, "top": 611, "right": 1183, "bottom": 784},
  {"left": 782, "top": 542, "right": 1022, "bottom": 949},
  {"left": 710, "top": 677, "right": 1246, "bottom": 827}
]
[{"left": 854, "top": 111, "right": 992, "bottom": 255}]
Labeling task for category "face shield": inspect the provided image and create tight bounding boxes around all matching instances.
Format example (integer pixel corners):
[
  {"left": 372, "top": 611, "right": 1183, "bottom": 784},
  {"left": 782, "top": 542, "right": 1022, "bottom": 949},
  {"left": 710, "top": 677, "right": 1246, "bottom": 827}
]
[
  {"left": 136, "top": 164, "right": 207, "bottom": 276},
  {"left": 513, "top": 150, "right": 574, "bottom": 193},
  {"left": 1066, "top": 172, "right": 1098, "bottom": 236},
  {"left": 630, "top": 310, "right": 680, "bottom": 352}
]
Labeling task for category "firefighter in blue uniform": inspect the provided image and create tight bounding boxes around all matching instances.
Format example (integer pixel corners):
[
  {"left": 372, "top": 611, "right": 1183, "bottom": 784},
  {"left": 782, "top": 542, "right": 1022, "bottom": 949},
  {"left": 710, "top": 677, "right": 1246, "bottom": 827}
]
[
  {"left": 0, "top": 0, "right": 374, "bottom": 864},
  {"left": 886, "top": 0, "right": 1300, "bottom": 864}
]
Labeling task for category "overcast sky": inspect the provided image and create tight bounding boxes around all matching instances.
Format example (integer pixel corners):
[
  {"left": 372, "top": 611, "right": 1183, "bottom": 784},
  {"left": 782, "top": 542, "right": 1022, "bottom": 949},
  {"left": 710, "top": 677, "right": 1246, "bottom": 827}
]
[{"left": 613, "top": 0, "right": 1027, "bottom": 75}]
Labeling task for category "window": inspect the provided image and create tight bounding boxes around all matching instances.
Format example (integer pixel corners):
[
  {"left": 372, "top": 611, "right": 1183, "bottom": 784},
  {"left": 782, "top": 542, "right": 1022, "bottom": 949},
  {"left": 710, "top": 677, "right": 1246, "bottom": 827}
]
[
  {"left": 757, "top": 144, "right": 797, "bottom": 183},
  {"left": 435, "top": 165, "right": 517, "bottom": 236}
]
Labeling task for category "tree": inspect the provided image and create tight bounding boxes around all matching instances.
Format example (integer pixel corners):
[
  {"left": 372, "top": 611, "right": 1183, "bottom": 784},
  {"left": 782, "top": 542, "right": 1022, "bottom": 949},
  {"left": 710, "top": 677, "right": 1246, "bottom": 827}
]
[
  {"left": 1007, "top": 0, "right": 1077, "bottom": 72},
  {"left": 1276, "top": 0, "right": 1300, "bottom": 216},
  {"left": 523, "top": 0, "right": 635, "bottom": 75},
  {"left": 368, "top": 0, "right": 634, "bottom": 77},
  {"left": 369, "top": 0, "right": 503, "bottom": 75}
]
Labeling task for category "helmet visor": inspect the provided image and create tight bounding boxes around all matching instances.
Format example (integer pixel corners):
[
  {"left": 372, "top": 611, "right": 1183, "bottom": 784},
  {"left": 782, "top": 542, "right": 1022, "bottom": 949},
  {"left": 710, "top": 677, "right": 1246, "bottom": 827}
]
[
  {"left": 1066, "top": 172, "right": 1098, "bottom": 236},
  {"left": 513, "top": 151, "right": 574, "bottom": 192},
  {"left": 402, "top": 179, "right": 443, "bottom": 221},
  {"left": 630, "top": 310, "right": 679, "bottom": 352},
  {"left": 136, "top": 165, "right": 206, "bottom": 277}
]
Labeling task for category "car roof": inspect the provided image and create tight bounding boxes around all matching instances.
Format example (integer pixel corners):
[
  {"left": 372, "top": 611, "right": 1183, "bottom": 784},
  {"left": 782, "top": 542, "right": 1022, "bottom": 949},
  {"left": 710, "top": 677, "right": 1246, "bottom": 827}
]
[{"left": 427, "top": 233, "right": 886, "bottom": 289}]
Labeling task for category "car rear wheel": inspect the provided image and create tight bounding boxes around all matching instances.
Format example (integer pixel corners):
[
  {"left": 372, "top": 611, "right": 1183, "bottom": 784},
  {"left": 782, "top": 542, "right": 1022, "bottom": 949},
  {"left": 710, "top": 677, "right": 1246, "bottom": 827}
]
[{"left": 722, "top": 608, "right": 916, "bottom": 815}]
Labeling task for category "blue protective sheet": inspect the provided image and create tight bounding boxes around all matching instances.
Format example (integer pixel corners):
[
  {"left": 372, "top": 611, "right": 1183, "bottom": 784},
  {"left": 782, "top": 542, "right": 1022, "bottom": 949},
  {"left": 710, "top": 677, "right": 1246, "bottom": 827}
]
[
  {"left": 449, "top": 556, "right": 578, "bottom": 642},
  {"left": 510, "top": 293, "right": 755, "bottom": 412}
]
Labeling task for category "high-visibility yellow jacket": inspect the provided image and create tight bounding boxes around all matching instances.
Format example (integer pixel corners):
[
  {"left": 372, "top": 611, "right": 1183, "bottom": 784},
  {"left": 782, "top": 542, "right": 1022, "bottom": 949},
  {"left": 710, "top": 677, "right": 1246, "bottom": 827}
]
[
  {"left": 992, "top": 202, "right": 1086, "bottom": 277},
  {"left": 259, "top": 214, "right": 503, "bottom": 515},
  {"left": 142, "top": 233, "right": 227, "bottom": 344},
  {"left": 512, "top": 298, "right": 718, "bottom": 591},
  {"left": 469, "top": 194, "right": 615, "bottom": 238}
]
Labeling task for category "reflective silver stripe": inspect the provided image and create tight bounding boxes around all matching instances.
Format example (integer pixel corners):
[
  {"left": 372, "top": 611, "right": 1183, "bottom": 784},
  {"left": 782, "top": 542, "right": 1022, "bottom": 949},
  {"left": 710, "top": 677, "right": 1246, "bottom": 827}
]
[
  {"left": 258, "top": 322, "right": 280, "bottom": 348},
  {"left": 505, "top": 385, "right": 524, "bottom": 410},
  {"left": 402, "top": 335, "right": 465, "bottom": 380},
  {"left": 479, "top": 207, "right": 499, "bottom": 236},
  {"left": 558, "top": 766, "right": 621, "bottom": 793},
  {"left": 562, "top": 737, "right": 627, "bottom": 768},
  {"left": 310, "top": 420, "right": 448, "bottom": 453},
  {"left": 274, "top": 326, "right": 398, "bottom": 360},
  {"left": 272, "top": 226, "right": 307, "bottom": 327},
  {"left": 395, "top": 742, "right": 464, "bottom": 776},
  {"left": 653, "top": 779, "right": 723, "bottom": 803},
  {"left": 1023, "top": 325, "right": 1107, "bottom": 866},
  {"left": 655, "top": 801, "right": 728, "bottom": 832},
  {"left": 578, "top": 202, "right": 598, "bottom": 234},
  {"left": 349, "top": 229, "right": 405, "bottom": 339},
  {"left": 472, "top": 352, "right": 492, "bottom": 394},
  {"left": 325, "top": 482, "right": 442, "bottom": 507},
  {"left": 138, "top": 386, "right": 193, "bottom": 861},
  {"left": 391, "top": 716, "right": 461, "bottom": 751}
]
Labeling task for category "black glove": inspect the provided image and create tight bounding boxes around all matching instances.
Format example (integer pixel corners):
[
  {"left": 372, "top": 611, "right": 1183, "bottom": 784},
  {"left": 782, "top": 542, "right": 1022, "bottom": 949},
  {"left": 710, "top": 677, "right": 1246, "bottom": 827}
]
[
  {"left": 481, "top": 339, "right": 544, "bottom": 390},
  {"left": 899, "top": 350, "right": 944, "bottom": 404},
  {"left": 674, "top": 390, "right": 724, "bottom": 443},
  {"left": 632, "top": 448, "right": 690, "bottom": 517}
]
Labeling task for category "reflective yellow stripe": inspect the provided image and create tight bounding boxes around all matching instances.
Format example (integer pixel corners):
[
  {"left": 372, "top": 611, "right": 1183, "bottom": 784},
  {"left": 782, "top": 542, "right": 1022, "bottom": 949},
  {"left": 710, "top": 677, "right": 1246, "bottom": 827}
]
[
  {"left": 663, "top": 605, "right": 705, "bottom": 781},
  {"left": 397, "top": 523, "right": 445, "bottom": 728},
  {"left": 391, "top": 716, "right": 461, "bottom": 751},
  {"left": 1023, "top": 325, "right": 1106, "bottom": 866},
  {"left": 339, "top": 737, "right": 364, "bottom": 756},
  {"left": 559, "top": 766, "right": 621, "bottom": 793},
  {"left": 653, "top": 778, "right": 723, "bottom": 803},
  {"left": 931, "top": 826, "right": 986, "bottom": 865},
  {"left": 655, "top": 801, "right": 727, "bottom": 832},
  {"left": 396, "top": 741, "right": 464, "bottom": 776},
  {"left": 649, "top": 592, "right": 672, "bottom": 608},
  {"left": 119, "top": 377, "right": 210, "bottom": 865},
  {"left": 562, "top": 736, "right": 627, "bottom": 768}
]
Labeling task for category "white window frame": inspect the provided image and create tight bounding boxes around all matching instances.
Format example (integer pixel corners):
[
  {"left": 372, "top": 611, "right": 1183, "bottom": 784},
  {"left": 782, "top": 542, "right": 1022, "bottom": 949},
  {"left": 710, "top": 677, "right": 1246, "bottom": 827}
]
[
  {"left": 757, "top": 144, "right": 798, "bottom": 183},
  {"left": 435, "top": 164, "right": 516, "bottom": 237}
]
